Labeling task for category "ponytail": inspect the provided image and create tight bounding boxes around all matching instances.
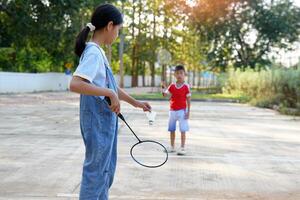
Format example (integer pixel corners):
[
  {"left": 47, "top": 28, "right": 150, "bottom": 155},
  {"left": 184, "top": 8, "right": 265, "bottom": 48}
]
[
  {"left": 74, "top": 27, "right": 91, "bottom": 57},
  {"left": 74, "top": 4, "right": 123, "bottom": 57}
]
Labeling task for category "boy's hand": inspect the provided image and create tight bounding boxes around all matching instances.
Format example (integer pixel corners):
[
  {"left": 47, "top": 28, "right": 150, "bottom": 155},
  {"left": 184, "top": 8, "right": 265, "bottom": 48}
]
[
  {"left": 161, "top": 81, "right": 168, "bottom": 97},
  {"left": 185, "top": 111, "right": 190, "bottom": 119},
  {"left": 161, "top": 81, "right": 167, "bottom": 89},
  {"left": 134, "top": 100, "right": 152, "bottom": 112}
]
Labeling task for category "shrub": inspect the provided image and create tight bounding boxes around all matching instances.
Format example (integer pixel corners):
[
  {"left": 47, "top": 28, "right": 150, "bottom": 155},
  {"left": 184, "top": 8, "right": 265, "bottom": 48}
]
[{"left": 222, "top": 67, "right": 300, "bottom": 115}]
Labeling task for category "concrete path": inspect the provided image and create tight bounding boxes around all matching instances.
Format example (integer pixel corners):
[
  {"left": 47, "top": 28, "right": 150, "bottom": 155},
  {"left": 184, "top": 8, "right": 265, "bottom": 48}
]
[{"left": 0, "top": 92, "right": 299, "bottom": 200}]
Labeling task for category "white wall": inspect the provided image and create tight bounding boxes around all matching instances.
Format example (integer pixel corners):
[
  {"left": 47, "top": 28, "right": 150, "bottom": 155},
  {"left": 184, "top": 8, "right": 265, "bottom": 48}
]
[
  {"left": 0, "top": 72, "right": 162, "bottom": 93},
  {"left": 105, "top": 75, "right": 161, "bottom": 88},
  {"left": 0, "top": 72, "right": 70, "bottom": 93},
  {"left": 0, "top": 71, "right": 216, "bottom": 93}
]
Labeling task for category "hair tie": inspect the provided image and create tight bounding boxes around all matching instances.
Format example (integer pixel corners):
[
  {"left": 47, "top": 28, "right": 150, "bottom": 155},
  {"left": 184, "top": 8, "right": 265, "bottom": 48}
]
[{"left": 86, "top": 23, "right": 96, "bottom": 32}]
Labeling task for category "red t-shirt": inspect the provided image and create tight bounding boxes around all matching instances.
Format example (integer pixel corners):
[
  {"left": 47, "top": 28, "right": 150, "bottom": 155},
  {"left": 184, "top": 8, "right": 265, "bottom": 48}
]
[{"left": 166, "top": 83, "right": 191, "bottom": 110}]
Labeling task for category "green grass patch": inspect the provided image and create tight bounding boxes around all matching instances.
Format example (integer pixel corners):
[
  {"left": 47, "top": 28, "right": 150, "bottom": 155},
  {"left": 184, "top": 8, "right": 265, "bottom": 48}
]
[{"left": 131, "top": 92, "right": 247, "bottom": 102}]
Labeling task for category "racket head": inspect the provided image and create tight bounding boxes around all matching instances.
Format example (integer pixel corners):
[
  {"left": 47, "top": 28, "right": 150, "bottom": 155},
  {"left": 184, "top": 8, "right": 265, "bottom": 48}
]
[{"left": 130, "top": 140, "right": 168, "bottom": 168}]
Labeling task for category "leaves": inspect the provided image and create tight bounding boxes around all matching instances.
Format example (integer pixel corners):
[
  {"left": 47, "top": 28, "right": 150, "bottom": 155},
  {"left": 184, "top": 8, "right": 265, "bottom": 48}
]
[
  {"left": 0, "top": 0, "right": 299, "bottom": 78},
  {"left": 191, "top": 0, "right": 300, "bottom": 70}
]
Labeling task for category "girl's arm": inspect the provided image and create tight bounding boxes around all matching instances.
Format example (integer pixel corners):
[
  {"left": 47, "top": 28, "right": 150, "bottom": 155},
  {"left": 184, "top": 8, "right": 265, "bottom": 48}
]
[
  {"left": 69, "top": 76, "right": 120, "bottom": 113},
  {"left": 118, "top": 87, "right": 151, "bottom": 112}
]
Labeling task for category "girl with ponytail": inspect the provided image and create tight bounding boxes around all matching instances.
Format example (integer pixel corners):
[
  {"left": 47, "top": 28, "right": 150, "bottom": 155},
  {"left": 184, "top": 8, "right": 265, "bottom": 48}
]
[{"left": 70, "top": 4, "right": 151, "bottom": 200}]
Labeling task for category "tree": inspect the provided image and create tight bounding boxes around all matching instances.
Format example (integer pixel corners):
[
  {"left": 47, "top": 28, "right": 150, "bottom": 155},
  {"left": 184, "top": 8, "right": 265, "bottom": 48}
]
[
  {"left": 190, "top": 0, "right": 300, "bottom": 70},
  {"left": 0, "top": 0, "right": 115, "bottom": 72}
]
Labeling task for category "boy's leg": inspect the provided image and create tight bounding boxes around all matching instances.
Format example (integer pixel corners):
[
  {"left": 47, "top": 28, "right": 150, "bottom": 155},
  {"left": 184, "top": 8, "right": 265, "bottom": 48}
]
[
  {"left": 178, "top": 109, "right": 189, "bottom": 134},
  {"left": 168, "top": 111, "right": 176, "bottom": 152},
  {"left": 170, "top": 131, "right": 175, "bottom": 148},
  {"left": 177, "top": 132, "right": 186, "bottom": 155},
  {"left": 180, "top": 131, "right": 186, "bottom": 148},
  {"left": 178, "top": 109, "right": 189, "bottom": 155}
]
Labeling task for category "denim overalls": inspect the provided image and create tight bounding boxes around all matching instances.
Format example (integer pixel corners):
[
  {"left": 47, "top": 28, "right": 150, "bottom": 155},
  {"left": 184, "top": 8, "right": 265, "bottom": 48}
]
[{"left": 79, "top": 47, "right": 118, "bottom": 200}]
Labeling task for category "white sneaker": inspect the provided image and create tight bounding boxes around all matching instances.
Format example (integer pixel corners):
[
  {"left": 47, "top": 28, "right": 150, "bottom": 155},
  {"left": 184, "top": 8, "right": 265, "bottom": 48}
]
[
  {"left": 165, "top": 146, "right": 176, "bottom": 153},
  {"left": 177, "top": 148, "right": 186, "bottom": 156}
]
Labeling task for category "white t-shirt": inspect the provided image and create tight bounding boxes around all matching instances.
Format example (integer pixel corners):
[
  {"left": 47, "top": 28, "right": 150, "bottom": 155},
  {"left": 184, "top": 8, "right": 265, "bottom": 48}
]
[{"left": 73, "top": 42, "right": 109, "bottom": 99}]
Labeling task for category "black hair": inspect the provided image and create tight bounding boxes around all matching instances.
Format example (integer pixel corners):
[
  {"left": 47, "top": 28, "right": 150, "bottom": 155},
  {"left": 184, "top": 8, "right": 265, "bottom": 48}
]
[
  {"left": 74, "top": 4, "right": 123, "bottom": 57},
  {"left": 175, "top": 65, "right": 185, "bottom": 72}
]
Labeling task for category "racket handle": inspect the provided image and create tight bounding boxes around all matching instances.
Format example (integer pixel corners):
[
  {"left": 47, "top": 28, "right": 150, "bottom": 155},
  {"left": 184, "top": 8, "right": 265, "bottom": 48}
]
[
  {"left": 117, "top": 113, "right": 125, "bottom": 121},
  {"left": 104, "top": 96, "right": 111, "bottom": 105},
  {"left": 105, "top": 96, "right": 125, "bottom": 121}
]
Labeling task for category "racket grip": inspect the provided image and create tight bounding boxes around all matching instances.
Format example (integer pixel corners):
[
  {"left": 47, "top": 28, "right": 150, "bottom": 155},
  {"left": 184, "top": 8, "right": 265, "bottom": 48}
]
[
  {"left": 105, "top": 96, "right": 125, "bottom": 121},
  {"left": 105, "top": 96, "right": 111, "bottom": 105}
]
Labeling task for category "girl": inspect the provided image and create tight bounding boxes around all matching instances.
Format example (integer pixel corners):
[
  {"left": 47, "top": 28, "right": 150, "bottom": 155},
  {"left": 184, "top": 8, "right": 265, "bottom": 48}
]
[{"left": 70, "top": 4, "right": 151, "bottom": 200}]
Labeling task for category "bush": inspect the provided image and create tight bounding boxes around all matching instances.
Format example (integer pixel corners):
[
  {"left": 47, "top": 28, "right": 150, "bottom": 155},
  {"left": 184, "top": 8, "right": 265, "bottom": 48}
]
[
  {"left": 222, "top": 67, "right": 300, "bottom": 115},
  {"left": 0, "top": 47, "right": 58, "bottom": 73},
  {"left": 15, "top": 47, "right": 55, "bottom": 73},
  {"left": 0, "top": 48, "right": 15, "bottom": 71}
]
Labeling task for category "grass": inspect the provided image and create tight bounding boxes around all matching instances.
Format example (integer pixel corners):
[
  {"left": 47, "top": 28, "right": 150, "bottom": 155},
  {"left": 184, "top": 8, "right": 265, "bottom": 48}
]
[{"left": 130, "top": 92, "right": 247, "bottom": 102}]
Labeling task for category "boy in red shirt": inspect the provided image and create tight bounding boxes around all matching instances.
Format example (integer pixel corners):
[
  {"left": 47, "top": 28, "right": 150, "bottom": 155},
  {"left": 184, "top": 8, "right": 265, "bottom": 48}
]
[{"left": 162, "top": 65, "right": 191, "bottom": 155}]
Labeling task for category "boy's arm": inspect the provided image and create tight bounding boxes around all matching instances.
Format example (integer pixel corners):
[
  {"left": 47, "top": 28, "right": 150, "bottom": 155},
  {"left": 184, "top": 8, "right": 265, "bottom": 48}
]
[
  {"left": 162, "top": 88, "right": 169, "bottom": 97},
  {"left": 161, "top": 82, "right": 171, "bottom": 97},
  {"left": 185, "top": 96, "right": 191, "bottom": 119},
  {"left": 185, "top": 85, "right": 191, "bottom": 119},
  {"left": 117, "top": 87, "right": 151, "bottom": 112}
]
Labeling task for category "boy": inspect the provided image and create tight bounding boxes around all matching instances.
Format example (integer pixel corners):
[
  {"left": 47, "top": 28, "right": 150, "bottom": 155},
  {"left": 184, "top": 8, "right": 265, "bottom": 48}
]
[{"left": 162, "top": 65, "right": 191, "bottom": 155}]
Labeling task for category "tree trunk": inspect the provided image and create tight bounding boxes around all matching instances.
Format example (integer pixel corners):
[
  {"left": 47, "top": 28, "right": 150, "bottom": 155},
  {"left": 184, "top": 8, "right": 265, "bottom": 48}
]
[
  {"left": 142, "top": 61, "right": 146, "bottom": 87},
  {"left": 131, "top": 44, "right": 138, "bottom": 87},
  {"left": 134, "top": 0, "right": 142, "bottom": 87},
  {"left": 119, "top": 31, "right": 124, "bottom": 88},
  {"left": 151, "top": 62, "right": 155, "bottom": 87},
  {"left": 161, "top": 64, "right": 166, "bottom": 82},
  {"left": 131, "top": 0, "right": 138, "bottom": 87},
  {"left": 187, "top": 71, "right": 189, "bottom": 83},
  {"left": 150, "top": 1, "right": 157, "bottom": 87},
  {"left": 197, "top": 70, "right": 201, "bottom": 88},
  {"left": 193, "top": 69, "right": 196, "bottom": 87},
  {"left": 119, "top": 1, "right": 125, "bottom": 88},
  {"left": 169, "top": 66, "right": 172, "bottom": 84}
]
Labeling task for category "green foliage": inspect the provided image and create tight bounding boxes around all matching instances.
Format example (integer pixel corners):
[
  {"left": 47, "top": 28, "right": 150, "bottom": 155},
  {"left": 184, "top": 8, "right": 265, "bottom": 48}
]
[
  {"left": 223, "top": 67, "right": 300, "bottom": 114},
  {"left": 15, "top": 47, "right": 54, "bottom": 73},
  {"left": 0, "top": 0, "right": 109, "bottom": 72},
  {"left": 191, "top": 0, "right": 300, "bottom": 70},
  {"left": 0, "top": 0, "right": 299, "bottom": 90},
  {"left": 0, "top": 47, "right": 15, "bottom": 71}
]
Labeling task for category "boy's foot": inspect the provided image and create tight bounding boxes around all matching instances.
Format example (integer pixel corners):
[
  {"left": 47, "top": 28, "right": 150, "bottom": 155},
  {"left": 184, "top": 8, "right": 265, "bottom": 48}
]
[
  {"left": 164, "top": 146, "right": 176, "bottom": 153},
  {"left": 177, "top": 148, "right": 186, "bottom": 156}
]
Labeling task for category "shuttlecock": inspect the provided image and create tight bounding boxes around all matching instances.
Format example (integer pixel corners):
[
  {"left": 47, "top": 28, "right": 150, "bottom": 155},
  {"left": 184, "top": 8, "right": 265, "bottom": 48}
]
[{"left": 146, "top": 111, "right": 156, "bottom": 125}]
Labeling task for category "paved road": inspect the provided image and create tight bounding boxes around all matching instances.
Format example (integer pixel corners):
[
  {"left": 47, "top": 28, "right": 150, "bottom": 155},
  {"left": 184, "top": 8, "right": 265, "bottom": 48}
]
[{"left": 0, "top": 92, "right": 299, "bottom": 200}]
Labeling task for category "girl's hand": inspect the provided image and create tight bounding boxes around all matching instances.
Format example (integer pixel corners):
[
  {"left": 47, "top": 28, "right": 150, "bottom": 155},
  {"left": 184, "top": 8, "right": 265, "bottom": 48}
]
[
  {"left": 108, "top": 90, "right": 120, "bottom": 114},
  {"left": 134, "top": 100, "right": 152, "bottom": 112}
]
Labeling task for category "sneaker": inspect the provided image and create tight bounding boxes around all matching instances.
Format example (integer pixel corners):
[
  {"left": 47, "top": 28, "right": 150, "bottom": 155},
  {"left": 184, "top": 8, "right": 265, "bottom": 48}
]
[
  {"left": 177, "top": 148, "right": 186, "bottom": 156},
  {"left": 164, "top": 146, "right": 176, "bottom": 153}
]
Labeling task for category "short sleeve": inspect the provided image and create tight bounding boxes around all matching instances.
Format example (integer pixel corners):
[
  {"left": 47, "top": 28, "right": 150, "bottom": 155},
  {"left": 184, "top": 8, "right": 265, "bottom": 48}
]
[
  {"left": 73, "top": 53, "right": 101, "bottom": 83},
  {"left": 186, "top": 84, "right": 191, "bottom": 97}
]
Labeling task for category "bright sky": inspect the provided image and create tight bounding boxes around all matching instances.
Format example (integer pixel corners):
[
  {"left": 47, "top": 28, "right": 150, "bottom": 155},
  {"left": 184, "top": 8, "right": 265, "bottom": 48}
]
[{"left": 291, "top": 0, "right": 300, "bottom": 6}]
